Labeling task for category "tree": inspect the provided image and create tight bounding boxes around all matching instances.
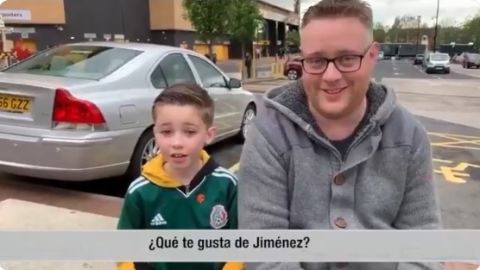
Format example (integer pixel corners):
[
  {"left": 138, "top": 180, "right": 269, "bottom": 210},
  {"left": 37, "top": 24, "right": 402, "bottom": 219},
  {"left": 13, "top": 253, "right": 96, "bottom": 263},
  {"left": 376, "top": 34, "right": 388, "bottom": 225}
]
[
  {"left": 463, "top": 14, "right": 480, "bottom": 50},
  {"left": 287, "top": 29, "right": 300, "bottom": 47},
  {"left": 183, "top": 0, "right": 232, "bottom": 56},
  {"left": 227, "top": 0, "right": 262, "bottom": 78},
  {"left": 282, "top": 0, "right": 300, "bottom": 52},
  {"left": 373, "top": 22, "right": 386, "bottom": 43}
]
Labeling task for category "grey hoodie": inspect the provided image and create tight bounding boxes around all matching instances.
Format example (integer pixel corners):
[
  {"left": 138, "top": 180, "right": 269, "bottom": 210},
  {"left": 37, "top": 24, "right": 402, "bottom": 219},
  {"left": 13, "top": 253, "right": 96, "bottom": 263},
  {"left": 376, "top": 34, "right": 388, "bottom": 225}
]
[{"left": 238, "top": 81, "right": 442, "bottom": 270}]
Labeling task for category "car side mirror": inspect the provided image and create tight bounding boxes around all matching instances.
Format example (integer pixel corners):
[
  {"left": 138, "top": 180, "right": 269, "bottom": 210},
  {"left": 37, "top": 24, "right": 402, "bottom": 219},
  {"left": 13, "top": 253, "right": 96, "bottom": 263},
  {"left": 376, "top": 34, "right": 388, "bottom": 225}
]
[{"left": 228, "top": 78, "right": 241, "bottom": 89}]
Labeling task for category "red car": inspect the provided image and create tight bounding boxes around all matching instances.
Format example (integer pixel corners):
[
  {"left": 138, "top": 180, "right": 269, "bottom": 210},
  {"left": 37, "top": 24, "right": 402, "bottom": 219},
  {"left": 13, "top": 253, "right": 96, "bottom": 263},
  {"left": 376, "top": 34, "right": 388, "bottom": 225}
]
[{"left": 283, "top": 56, "right": 303, "bottom": 80}]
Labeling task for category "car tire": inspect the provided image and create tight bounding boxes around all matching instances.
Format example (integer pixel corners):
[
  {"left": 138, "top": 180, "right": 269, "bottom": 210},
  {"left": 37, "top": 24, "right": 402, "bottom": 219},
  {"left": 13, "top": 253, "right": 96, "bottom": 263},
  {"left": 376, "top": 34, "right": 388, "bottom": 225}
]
[
  {"left": 237, "top": 104, "right": 256, "bottom": 143},
  {"left": 125, "top": 128, "right": 157, "bottom": 182},
  {"left": 287, "top": 69, "right": 299, "bottom": 80}
]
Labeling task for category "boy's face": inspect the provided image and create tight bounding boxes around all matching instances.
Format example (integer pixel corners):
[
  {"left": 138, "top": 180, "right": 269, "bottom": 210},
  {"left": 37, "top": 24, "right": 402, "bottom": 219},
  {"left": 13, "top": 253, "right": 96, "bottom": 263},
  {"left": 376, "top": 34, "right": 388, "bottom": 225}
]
[{"left": 153, "top": 104, "right": 215, "bottom": 170}]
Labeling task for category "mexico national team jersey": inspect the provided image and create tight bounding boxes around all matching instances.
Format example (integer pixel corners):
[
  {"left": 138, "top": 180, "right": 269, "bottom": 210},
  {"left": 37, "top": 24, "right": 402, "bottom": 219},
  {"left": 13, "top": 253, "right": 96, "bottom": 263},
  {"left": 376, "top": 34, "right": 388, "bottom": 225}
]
[{"left": 117, "top": 152, "right": 238, "bottom": 270}]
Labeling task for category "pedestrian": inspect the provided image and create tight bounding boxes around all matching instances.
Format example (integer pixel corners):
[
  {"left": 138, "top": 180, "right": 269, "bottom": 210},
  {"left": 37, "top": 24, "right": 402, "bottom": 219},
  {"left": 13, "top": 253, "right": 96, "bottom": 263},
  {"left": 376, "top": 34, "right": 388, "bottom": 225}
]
[
  {"left": 238, "top": 0, "right": 442, "bottom": 269},
  {"left": 244, "top": 52, "right": 252, "bottom": 79},
  {"left": 117, "top": 83, "right": 242, "bottom": 270},
  {"left": 12, "top": 41, "right": 32, "bottom": 61},
  {"left": 212, "top": 53, "right": 217, "bottom": 64}
]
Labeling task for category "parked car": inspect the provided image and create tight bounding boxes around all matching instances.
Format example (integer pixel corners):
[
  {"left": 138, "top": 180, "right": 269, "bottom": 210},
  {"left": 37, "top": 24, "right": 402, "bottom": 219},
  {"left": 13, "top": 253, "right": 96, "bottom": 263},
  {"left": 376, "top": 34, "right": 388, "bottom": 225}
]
[
  {"left": 0, "top": 42, "right": 256, "bottom": 181},
  {"left": 378, "top": 51, "right": 385, "bottom": 60},
  {"left": 452, "top": 52, "right": 466, "bottom": 64},
  {"left": 283, "top": 56, "right": 303, "bottom": 80},
  {"left": 413, "top": 54, "right": 424, "bottom": 65},
  {"left": 463, "top": 53, "right": 480, "bottom": 69},
  {"left": 423, "top": 52, "right": 450, "bottom": 74}
]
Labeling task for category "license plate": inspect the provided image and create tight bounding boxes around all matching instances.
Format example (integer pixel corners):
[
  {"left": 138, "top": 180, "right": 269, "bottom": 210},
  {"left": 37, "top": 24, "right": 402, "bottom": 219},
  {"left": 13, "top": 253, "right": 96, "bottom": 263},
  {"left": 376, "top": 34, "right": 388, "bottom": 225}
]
[
  {"left": 0, "top": 94, "right": 31, "bottom": 113},
  {"left": 436, "top": 67, "right": 443, "bottom": 70}
]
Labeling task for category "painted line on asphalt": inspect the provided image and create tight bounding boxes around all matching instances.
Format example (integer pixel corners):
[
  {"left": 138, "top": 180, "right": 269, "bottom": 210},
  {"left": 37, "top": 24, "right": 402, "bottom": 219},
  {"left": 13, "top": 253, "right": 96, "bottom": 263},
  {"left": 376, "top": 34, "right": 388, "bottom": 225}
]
[
  {"left": 429, "top": 132, "right": 480, "bottom": 151},
  {"left": 229, "top": 162, "right": 240, "bottom": 174},
  {"left": 433, "top": 159, "right": 453, "bottom": 164},
  {"left": 429, "top": 132, "right": 480, "bottom": 140}
]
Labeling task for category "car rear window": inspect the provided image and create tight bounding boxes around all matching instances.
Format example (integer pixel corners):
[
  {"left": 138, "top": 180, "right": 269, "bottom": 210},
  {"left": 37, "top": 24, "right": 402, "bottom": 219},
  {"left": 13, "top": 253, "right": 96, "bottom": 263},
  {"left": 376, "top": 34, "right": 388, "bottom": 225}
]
[
  {"left": 431, "top": 54, "right": 449, "bottom": 61},
  {"left": 469, "top": 54, "right": 480, "bottom": 60},
  {"left": 4, "top": 45, "right": 142, "bottom": 80}
]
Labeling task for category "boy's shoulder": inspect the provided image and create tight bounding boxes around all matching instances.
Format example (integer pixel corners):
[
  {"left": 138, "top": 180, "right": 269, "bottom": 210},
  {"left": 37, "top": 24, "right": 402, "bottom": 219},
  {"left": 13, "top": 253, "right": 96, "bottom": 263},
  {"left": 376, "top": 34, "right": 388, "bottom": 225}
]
[
  {"left": 207, "top": 166, "right": 238, "bottom": 187},
  {"left": 124, "top": 175, "right": 157, "bottom": 197}
]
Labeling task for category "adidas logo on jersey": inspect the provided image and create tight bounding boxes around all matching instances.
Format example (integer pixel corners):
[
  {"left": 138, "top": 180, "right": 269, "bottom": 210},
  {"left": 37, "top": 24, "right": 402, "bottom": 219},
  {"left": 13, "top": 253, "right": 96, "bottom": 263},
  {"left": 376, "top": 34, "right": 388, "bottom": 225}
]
[{"left": 150, "top": 213, "right": 167, "bottom": 226}]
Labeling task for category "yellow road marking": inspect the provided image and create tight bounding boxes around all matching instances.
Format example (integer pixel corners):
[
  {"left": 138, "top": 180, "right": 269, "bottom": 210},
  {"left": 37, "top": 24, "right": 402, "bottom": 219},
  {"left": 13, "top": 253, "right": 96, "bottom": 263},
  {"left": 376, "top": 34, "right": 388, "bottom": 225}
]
[
  {"left": 428, "top": 132, "right": 480, "bottom": 150},
  {"left": 229, "top": 162, "right": 240, "bottom": 173},
  {"left": 428, "top": 132, "right": 480, "bottom": 140},
  {"left": 431, "top": 145, "right": 480, "bottom": 151},
  {"left": 433, "top": 159, "right": 453, "bottom": 164},
  {"left": 435, "top": 162, "right": 480, "bottom": 184},
  {"left": 432, "top": 139, "right": 480, "bottom": 147}
]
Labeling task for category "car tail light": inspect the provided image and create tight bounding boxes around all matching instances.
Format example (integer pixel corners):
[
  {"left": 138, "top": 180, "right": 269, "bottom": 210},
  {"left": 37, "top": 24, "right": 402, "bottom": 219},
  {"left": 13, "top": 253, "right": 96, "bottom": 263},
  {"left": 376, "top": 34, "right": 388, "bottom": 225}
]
[{"left": 52, "top": 88, "right": 106, "bottom": 130}]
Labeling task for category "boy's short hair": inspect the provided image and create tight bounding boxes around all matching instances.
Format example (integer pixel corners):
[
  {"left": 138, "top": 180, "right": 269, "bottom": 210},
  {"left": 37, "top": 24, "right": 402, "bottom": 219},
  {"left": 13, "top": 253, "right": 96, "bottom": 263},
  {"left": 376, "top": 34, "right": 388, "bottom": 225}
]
[
  {"left": 302, "top": 0, "right": 373, "bottom": 30},
  {"left": 152, "top": 83, "right": 214, "bottom": 127}
]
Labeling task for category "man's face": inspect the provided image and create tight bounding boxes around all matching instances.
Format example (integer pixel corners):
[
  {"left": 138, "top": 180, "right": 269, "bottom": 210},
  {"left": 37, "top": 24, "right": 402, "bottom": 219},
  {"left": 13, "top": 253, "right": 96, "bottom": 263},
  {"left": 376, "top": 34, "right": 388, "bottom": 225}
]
[{"left": 300, "top": 17, "right": 378, "bottom": 120}]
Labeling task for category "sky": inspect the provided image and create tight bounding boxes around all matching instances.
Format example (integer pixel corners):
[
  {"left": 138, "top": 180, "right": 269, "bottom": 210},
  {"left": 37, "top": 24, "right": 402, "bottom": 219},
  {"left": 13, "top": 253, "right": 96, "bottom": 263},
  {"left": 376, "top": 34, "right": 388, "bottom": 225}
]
[{"left": 300, "top": 0, "right": 480, "bottom": 27}]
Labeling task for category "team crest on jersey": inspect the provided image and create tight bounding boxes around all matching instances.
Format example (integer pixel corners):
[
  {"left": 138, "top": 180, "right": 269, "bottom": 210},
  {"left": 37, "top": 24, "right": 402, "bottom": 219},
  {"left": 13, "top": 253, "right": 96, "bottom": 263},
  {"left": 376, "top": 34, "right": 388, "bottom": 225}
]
[{"left": 210, "top": 204, "right": 228, "bottom": 229}]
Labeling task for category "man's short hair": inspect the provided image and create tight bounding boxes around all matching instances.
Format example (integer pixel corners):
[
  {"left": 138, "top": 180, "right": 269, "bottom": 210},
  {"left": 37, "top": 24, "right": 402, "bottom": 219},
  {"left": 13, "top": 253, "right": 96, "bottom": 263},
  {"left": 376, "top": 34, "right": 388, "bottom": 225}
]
[
  {"left": 302, "top": 0, "right": 373, "bottom": 30},
  {"left": 152, "top": 83, "right": 214, "bottom": 127}
]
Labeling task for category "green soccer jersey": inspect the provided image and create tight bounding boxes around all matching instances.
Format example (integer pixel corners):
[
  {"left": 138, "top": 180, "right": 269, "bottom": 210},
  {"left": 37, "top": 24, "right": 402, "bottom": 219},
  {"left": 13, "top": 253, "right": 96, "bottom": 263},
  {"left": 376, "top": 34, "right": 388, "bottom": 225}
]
[{"left": 117, "top": 151, "right": 237, "bottom": 270}]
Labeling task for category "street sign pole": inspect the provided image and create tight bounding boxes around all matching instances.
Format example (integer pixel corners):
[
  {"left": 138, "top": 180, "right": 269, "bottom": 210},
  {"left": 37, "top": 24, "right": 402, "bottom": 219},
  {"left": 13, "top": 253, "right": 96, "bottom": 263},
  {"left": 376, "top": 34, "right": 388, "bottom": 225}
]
[{"left": 0, "top": 15, "right": 8, "bottom": 68}]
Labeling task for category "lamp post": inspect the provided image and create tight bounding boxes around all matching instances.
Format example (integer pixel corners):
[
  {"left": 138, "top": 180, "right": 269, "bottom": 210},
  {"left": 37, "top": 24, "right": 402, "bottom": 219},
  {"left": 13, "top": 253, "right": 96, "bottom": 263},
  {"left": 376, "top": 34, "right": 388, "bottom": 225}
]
[
  {"left": 416, "top": 16, "right": 421, "bottom": 54},
  {"left": 432, "top": 0, "right": 440, "bottom": 52}
]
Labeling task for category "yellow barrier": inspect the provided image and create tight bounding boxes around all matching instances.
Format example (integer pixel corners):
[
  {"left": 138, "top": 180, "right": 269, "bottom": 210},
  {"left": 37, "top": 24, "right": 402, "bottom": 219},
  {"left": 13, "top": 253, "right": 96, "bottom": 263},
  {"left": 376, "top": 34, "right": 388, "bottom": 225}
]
[{"left": 270, "top": 62, "right": 284, "bottom": 78}]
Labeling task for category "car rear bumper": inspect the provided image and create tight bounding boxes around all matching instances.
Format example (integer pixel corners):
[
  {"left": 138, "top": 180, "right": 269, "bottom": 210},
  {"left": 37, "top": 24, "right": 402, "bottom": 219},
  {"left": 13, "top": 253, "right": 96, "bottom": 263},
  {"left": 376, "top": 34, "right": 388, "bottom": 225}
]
[
  {"left": 426, "top": 66, "right": 449, "bottom": 72},
  {"left": 0, "top": 125, "right": 144, "bottom": 181}
]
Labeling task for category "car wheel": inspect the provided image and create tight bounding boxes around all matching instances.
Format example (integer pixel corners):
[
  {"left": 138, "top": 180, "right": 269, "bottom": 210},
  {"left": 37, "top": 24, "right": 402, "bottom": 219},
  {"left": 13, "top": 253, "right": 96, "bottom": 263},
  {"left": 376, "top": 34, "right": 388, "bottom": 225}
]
[
  {"left": 238, "top": 104, "right": 256, "bottom": 143},
  {"left": 287, "top": 69, "right": 299, "bottom": 80},
  {"left": 125, "top": 129, "right": 158, "bottom": 181}
]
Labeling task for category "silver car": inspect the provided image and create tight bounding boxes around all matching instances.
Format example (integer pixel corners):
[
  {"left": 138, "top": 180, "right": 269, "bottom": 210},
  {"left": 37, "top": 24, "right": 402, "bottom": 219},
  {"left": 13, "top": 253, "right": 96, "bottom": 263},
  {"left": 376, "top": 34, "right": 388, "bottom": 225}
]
[{"left": 0, "top": 42, "right": 256, "bottom": 181}]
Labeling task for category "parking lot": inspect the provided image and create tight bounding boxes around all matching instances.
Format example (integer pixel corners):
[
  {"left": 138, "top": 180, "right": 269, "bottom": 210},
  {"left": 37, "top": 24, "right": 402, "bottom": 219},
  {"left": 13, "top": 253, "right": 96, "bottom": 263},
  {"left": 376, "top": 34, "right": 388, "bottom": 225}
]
[{"left": 1, "top": 58, "right": 480, "bottom": 230}]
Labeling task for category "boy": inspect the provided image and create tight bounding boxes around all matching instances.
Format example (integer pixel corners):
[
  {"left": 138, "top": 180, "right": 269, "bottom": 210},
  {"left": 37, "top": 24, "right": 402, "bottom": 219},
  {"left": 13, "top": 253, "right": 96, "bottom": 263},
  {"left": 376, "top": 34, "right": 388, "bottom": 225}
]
[{"left": 117, "top": 83, "right": 240, "bottom": 270}]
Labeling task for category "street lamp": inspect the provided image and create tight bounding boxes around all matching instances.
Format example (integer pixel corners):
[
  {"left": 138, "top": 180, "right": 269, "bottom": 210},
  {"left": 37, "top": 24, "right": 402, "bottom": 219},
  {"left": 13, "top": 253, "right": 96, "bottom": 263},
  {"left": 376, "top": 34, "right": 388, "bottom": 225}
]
[
  {"left": 432, "top": 0, "right": 440, "bottom": 52},
  {"left": 416, "top": 16, "right": 421, "bottom": 54}
]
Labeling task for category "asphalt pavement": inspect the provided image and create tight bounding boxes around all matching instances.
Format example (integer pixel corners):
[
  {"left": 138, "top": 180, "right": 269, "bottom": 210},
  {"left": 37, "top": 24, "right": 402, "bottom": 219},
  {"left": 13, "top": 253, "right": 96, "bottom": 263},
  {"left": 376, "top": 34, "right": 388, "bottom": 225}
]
[{"left": 374, "top": 58, "right": 476, "bottom": 81}]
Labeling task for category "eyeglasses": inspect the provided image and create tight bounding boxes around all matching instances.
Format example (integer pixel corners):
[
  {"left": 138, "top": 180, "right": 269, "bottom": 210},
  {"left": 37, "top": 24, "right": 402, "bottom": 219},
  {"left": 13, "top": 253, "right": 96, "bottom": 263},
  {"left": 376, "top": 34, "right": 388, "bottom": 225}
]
[{"left": 300, "top": 43, "right": 373, "bottom": 75}]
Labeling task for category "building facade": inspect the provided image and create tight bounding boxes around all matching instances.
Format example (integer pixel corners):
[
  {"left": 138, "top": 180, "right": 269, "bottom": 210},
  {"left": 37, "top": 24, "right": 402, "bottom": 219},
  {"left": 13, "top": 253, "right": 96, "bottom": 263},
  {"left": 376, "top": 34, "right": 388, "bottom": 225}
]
[{"left": 0, "top": 0, "right": 299, "bottom": 60}]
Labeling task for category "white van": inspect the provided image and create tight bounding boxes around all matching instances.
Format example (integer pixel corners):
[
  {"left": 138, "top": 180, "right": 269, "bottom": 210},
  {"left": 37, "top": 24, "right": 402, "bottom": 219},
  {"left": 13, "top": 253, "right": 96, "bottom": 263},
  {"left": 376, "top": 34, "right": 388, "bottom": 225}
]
[{"left": 423, "top": 52, "right": 450, "bottom": 74}]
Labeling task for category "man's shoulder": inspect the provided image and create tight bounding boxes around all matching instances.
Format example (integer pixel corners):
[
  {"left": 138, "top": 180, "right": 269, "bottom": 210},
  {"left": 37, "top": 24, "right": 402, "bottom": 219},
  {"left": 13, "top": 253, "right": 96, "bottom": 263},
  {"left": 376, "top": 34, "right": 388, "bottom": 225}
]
[{"left": 381, "top": 103, "right": 429, "bottom": 147}]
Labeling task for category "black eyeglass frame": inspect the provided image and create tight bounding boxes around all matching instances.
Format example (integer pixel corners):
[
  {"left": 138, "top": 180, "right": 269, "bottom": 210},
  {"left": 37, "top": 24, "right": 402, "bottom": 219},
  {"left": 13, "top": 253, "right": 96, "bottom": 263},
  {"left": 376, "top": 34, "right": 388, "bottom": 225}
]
[{"left": 300, "top": 43, "right": 375, "bottom": 74}]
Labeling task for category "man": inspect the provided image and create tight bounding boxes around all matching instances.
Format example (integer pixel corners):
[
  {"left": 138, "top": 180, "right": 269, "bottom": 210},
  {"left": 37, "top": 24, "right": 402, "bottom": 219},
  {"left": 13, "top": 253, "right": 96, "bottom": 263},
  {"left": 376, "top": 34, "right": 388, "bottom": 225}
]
[
  {"left": 245, "top": 52, "right": 252, "bottom": 79},
  {"left": 238, "top": 0, "right": 442, "bottom": 269},
  {"left": 13, "top": 42, "right": 31, "bottom": 61}
]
